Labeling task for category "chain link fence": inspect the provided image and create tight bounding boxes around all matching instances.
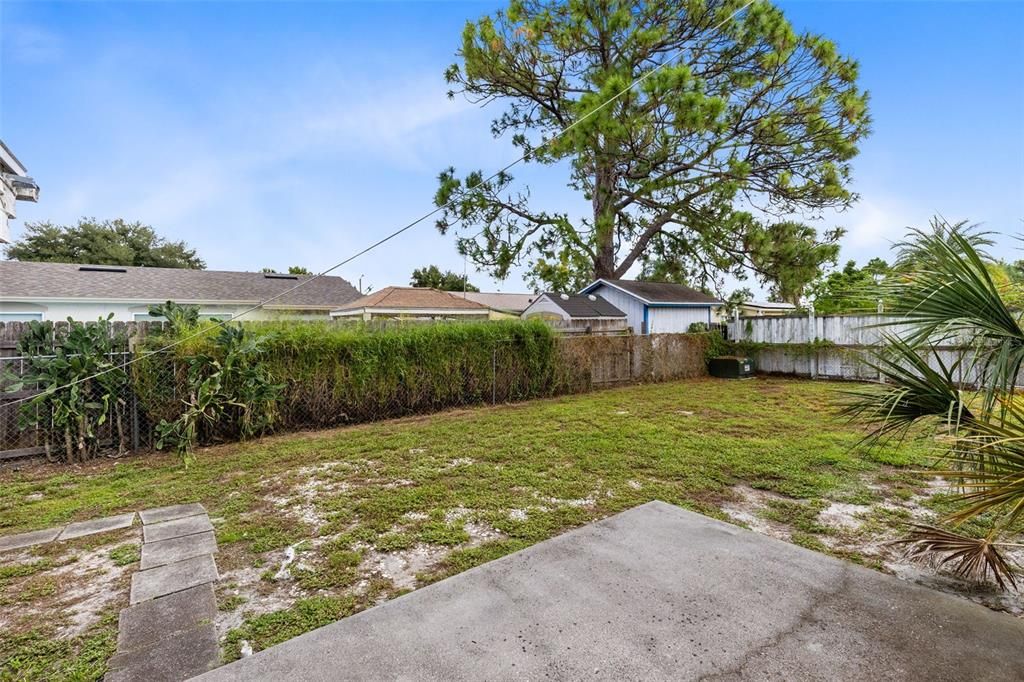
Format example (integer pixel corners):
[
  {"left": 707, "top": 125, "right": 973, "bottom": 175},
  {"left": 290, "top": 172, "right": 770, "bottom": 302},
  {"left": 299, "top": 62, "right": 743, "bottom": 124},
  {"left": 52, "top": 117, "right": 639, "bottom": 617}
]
[
  {"left": 0, "top": 327, "right": 711, "bottom": 464},
  {"left": 0, "top": 352, "right": 153, "bottom": 462}
]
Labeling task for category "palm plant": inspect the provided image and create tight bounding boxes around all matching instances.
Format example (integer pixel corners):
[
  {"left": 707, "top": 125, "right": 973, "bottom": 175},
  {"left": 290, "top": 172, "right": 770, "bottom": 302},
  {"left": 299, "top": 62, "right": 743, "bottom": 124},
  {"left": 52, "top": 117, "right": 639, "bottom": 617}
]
[{"left": 841, "top": 218, "right": 1024, "bottom": 588}]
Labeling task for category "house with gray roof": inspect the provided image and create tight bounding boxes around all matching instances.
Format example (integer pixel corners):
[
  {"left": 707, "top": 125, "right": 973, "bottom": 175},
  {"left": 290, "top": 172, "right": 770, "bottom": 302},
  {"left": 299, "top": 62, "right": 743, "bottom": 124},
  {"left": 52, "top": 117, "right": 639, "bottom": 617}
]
[
  {"left": 458, "top": 292, "right": 537, "bottom": 317},
  {"left": 578, "top": 279, "right": 722, "bottom": 334},
  {"left": 521, "top": 292, "right": 628, "bottom": 334},
  {"left": 0, "top": 260, "right": 360, "bottom": 322},
  {"left": 330, "top": 286, "right": 490, "bottom": 321}
]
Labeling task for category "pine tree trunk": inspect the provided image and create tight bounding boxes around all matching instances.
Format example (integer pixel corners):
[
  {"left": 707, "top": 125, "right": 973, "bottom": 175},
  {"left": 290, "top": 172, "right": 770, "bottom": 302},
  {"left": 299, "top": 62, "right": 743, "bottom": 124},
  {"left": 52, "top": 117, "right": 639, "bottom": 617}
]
[{"left": 592, "top": 153, "right": 617, "bottom": 280}]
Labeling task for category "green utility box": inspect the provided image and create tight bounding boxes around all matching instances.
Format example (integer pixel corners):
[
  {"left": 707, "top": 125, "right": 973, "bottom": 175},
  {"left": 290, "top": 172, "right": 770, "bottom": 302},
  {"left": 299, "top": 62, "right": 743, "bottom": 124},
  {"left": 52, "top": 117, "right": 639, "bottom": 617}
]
[{"left": 708, "top": 356, "right": 754, "bottom": 379}]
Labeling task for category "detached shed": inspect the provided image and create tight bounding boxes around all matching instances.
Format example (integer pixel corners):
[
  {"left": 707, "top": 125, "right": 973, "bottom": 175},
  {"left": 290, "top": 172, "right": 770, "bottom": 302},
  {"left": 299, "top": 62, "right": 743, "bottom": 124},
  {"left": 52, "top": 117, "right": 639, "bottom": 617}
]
[
  {"left": 520, "top": 292, "right": 627, "bottom": 333},
  {"left": 578, "top": 279, "right": 721, "bottom": 335}
]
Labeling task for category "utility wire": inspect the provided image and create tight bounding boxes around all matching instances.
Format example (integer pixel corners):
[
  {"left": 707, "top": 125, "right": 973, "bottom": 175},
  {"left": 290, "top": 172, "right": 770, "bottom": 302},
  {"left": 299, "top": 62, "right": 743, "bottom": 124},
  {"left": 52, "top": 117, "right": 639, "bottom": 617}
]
[{"left": 6, "top": 0, "right": 759, "bottom": 407}]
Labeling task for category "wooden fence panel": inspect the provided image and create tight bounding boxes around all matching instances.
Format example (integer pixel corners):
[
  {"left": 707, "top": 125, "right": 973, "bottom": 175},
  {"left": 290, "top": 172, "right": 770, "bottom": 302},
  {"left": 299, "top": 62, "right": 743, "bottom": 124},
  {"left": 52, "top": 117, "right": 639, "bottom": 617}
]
[{"left": 732, "top": 314, "right": 1020, "bottom": 385}]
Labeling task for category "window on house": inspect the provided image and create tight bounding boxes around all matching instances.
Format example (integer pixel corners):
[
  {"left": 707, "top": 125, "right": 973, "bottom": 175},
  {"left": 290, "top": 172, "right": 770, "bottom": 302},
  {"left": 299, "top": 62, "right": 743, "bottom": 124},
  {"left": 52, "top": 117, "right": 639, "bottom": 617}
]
[
  {"left": 0, "top": 312, "right": 44, "bottom": 322},
  {"left": 134, "top": 312, "right": 229, "bottom": 322}
]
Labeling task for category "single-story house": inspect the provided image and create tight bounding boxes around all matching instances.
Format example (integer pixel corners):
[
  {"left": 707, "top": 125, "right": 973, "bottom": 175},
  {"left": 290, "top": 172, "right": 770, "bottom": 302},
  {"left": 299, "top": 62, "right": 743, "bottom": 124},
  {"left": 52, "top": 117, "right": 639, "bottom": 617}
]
[
  {"left": 578, "top": 279, "right": 721, "bottom": 335},
  {"left": 1, "top": 140, "right": 40, "bottom": 244},
  {"left": 520, "top": 292, "right": 628, "bottom": 333},
  {"left": 458, "top": 292, "right": 537, "bottom": 319},
  {"left": 738, "top": 300, "right": 797, "bottom": 317},
  {"left": 0, "top": 260, "right": 360, "bottom": 322},
  {"left": 330, "top": 287, "right": 491, "bottom": 321},
  {"left": 713, "top": 300, "right": 798, "bottom": 322}
]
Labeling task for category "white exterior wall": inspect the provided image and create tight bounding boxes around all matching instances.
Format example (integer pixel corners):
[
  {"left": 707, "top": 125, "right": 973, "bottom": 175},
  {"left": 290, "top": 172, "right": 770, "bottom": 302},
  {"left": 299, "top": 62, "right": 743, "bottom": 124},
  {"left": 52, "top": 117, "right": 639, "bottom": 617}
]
[
  {"left": 0, "top": 300, "right": 331, "bottom": 322},
  {"left": 647, "top": 306, "right": 712, "bottom": 333},
  {"left": 520, "top": 295, "right": 571, "bottom": 320},
  {"left": 588, "top": 284, "right": 646, "bottom": 334},
  {"left": 585, "top": 284, "right": 713, "bottom": 334}
]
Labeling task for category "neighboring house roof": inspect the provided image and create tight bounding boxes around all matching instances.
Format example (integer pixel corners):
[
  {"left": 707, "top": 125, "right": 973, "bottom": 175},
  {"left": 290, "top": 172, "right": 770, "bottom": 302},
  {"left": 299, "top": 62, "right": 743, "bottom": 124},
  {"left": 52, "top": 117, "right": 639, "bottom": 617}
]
[
  {"left": 331, "top": 287, "right": 490, "bottom": 315},
  {"left": 742, "top": 301, "right": 797, "bottom": 311},
  {"left": 0, "top": 140, "right": 28, "bottom": 176},
  {"left": 580, "top": 279, "right": 721, "bottom": 305},
  {"left": 459, "top": 292, "right": 537, "bottom": 314},
  {"left": 531, "top": 292, "right": 626, "bottom": 319},
  {"left": 0, "top": 260, "right": 360, "bottom": 309}
]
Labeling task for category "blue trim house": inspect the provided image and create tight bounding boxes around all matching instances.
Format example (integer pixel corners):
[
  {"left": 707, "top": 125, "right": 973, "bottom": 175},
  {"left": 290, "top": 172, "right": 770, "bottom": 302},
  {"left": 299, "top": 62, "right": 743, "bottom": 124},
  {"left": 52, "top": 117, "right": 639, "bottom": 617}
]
[{"left": 578, "top": 279, "right": 722, "bottom": 335}]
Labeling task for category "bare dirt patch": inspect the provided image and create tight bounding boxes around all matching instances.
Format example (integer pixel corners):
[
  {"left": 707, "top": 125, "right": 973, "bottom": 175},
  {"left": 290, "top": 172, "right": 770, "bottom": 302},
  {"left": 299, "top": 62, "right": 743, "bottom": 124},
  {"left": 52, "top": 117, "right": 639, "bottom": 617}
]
[
  {"left": 360, "top": 544, "right": 448, "bottom": 591},
  {"left": 0, "top": 526, "right": 139, "bottom": 639},
  {"left": 720, "top": 481, "right": 1024, "bottom": 617}
]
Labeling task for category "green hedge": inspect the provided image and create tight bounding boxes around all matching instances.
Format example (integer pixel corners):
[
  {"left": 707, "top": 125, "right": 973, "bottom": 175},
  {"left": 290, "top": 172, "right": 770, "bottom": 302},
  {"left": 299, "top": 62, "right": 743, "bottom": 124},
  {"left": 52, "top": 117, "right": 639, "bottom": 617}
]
[{"left": 134, "top": 320, "right": 560, "bottom": 435}]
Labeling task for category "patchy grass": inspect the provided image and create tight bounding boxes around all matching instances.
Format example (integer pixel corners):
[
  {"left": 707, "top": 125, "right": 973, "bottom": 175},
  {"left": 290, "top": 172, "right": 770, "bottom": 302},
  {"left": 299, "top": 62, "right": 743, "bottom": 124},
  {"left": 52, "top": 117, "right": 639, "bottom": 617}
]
[
  {"left": 108, "top": 544, "right": 140, "bottom": 567},
  {"left": 0, "top": 377, "right": 960, "bottom": 674}
]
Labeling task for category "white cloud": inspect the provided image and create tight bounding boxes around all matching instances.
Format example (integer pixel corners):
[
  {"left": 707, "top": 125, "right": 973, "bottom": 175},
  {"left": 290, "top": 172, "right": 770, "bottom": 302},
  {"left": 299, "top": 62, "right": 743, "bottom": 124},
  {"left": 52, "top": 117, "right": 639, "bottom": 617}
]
[{"left": 4, "top": 24, "right": 62, "bottom": 64}]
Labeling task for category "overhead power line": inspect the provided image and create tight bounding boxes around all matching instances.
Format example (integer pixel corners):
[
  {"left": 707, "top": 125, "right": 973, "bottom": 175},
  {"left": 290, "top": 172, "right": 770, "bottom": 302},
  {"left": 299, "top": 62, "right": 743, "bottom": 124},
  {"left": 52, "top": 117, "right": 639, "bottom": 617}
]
[{"left": 6, "top": 0, "right": 759, "bottom": 407}]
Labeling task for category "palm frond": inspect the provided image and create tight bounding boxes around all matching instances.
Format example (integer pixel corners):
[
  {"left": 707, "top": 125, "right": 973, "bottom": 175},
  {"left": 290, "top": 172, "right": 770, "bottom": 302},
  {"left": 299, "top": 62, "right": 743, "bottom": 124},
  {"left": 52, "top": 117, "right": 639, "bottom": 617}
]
[
  {"left": 882, "top": 219, "right": 1024, "bottom": 415},
  {"left": 839, "top": 335, "right": 972, "bottom": 446},
  {"left": 843, "top": 220, "right": 1024, "bottom": 591},
  {"left": 928, "top": 404, "right": 1024, "bottom": 525},
  {"left": 889, "top": 524, "right": 1019, "bottom": 590}
]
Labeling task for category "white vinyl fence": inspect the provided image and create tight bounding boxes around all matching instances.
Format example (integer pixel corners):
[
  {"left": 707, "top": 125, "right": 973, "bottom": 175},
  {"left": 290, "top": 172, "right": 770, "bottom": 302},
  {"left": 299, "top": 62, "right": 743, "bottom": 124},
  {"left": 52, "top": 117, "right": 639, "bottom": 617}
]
[{"left": 730, "top": 313, "right": 987, "bottom": 384}]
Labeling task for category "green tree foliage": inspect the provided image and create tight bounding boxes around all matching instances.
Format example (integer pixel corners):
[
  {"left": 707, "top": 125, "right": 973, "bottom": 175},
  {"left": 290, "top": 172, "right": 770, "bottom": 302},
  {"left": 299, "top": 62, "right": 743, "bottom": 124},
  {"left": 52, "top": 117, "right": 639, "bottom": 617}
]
[
  {"left": 434, "top": 0, "right": 869, "bottom": 289},
  {"left": 808, "top": 258, "right": 890, "bottom": 314},
  {"left": 5, "top": 218, "right": 205, "bottom": 269},
  {"left": 842, "top": 222, "right": 1024, "bottom": 588},
  {"left": 261, "top": 267, "right": 311, "bottom": 274},
  {"left": 989, "top": 260, "right": 1024, "bottom": 309},
  {"left": 410, "top": 265, "right": 480, "bottom": 292},
  {"left": 723, "top": 287, "right": 754, "bottom": 316},
  {"left": 745, "top": 222, "right": 843, "bottom": 305}
]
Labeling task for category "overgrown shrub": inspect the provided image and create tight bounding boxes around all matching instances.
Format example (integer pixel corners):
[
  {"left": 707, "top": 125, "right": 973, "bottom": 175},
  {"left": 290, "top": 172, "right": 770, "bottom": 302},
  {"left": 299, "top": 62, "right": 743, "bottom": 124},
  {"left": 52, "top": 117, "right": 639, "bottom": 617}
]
[
  {"left": 152, "top": 325, "right": 283, "bottom": 457},
  {"left": 134, "top": 319, "right": 559, "bottom": 438},
  {"left": 7, "top": 317, "right": 130, "bottom": 462}
]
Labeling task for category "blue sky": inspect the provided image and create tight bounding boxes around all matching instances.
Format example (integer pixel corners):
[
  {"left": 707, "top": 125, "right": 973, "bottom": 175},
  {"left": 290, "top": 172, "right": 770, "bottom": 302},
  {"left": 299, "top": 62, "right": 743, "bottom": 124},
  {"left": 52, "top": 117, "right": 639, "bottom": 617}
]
[{"left": 2, "top": 0, "right": 1022, "bottom": 296}]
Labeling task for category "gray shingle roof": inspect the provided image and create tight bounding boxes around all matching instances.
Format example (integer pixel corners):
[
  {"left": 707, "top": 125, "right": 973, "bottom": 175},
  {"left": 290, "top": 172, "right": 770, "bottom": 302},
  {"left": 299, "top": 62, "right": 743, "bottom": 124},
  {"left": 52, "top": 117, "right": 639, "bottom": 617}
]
[
  {"left": 542, "top": 293, "right": 625, "bottom": 318},
  {"left": 333, "top": 287, "right": 489, "bottom": 312},
  {"left": 591, "top": 279, "right": 721, "bottom": 304},
  {"left": 0, "top": 260, "right": 361, "bottom": 309},
  {"left": 460, "top": 292, "right": 536, "bottom": 313}
]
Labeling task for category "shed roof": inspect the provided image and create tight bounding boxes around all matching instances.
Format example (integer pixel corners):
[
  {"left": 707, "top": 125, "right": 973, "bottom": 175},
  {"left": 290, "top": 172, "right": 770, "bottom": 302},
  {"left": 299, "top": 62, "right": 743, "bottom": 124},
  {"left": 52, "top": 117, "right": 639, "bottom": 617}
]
[
  {"left": 582, "top": 279, "right": 721, "bottom": 305},
  {"left": 332, "top": 287, "right": 490, "bottom": 313},
  {"left": 0, "top": 260, "right": 360, "bottom": 309},
  {"left": 539, "top": 292, "right": 626, "bottom": 318}
]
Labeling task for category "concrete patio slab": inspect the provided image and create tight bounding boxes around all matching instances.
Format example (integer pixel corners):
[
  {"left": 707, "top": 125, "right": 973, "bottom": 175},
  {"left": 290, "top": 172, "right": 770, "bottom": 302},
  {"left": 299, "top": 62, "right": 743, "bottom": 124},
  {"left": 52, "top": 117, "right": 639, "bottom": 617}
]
[
  {"left": 117, "top": 583, "right": 218, "bottom": 653},
  {"left": 143, "top": 514, "right": 214, "bottom": 544},
  {"left": 0, "top": 526, "right": 63, "bottom": 553},
  {"left": 58, "top": 512, "right": 136, "bottom": 541},
  {"left": 139, "top": 503, "right": 207, "bottom": 526},
  {"left": 130, "top": 554, "right": 218, "bottom": 605},
  {"left": 194, "top": 501, "right": 1024, "bottom": 682},
  {"left": 140, "top": 531, "right": 218, "bottom": 570},
  {"left": 106, "top": 623, "right": 220, "bottom": 682}
]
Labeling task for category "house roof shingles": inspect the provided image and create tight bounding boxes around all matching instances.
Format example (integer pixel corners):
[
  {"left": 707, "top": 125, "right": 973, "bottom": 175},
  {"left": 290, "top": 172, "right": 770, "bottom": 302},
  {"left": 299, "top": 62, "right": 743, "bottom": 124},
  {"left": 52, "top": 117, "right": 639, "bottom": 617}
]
[
  {"left": 460, "top": 292, "right": 536, "bottom": 313},
  {"left": 333, "top": 287, "right": 490, "bottom": 312},
  {"left": 542, "top": 293, "right": 626, "bottom": 318},
  {"left": 0, "top": 260, "right": 361, "bottom": 309},
  {"left": 592, "top": 279, "right": 721, "bottom": 305}
]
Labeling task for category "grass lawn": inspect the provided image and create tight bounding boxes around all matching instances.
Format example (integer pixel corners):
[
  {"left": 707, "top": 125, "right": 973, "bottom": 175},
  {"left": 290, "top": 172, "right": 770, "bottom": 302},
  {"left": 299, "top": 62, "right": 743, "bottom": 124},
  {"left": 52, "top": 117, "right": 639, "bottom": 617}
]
[{"left": 0, "top": 376, "right": 993, "bottom": 680}]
